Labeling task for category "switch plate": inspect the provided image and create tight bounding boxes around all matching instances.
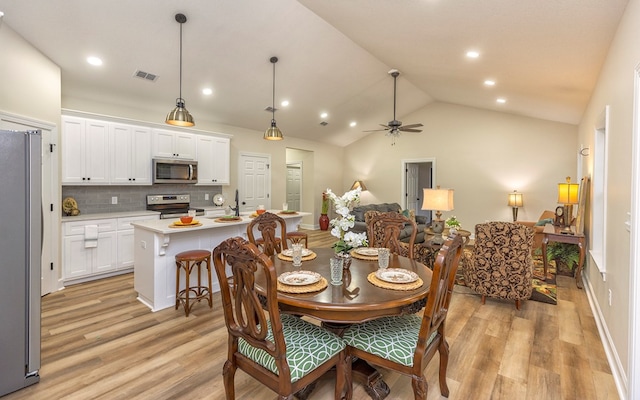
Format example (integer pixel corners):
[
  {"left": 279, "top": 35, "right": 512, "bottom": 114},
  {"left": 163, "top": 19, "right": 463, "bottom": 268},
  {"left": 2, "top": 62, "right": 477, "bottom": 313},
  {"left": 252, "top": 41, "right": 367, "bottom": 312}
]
[
  {"left": 205, "top": 193, "right": 209, "bottom": 200},
  {"left": 111, "top": 196, "right": 118, "bottom": 205}
]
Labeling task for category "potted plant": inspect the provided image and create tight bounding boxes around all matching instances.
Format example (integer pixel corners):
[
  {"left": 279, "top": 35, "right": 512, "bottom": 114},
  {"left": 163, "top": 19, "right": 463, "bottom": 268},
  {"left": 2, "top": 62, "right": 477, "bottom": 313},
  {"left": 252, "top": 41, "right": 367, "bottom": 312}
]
[
  {"left": 319, "top": 192, "right": 330, "bottom": 231},
  {"left": 445, "top": 215, "right": 461, "bottom": 234},
  {"left": 544, "top": 242, "right": 580, "bottom": 276}
]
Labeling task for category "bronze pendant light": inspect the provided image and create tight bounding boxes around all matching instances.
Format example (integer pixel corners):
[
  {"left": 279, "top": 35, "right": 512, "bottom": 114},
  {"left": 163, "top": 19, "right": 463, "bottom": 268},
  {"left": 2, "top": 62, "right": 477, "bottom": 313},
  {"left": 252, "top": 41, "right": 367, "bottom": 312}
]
[
  {"left": 264, "top": 56, "right": 283, "bottom": 140},
  {"left": 166, "top": 13, "right": 194, "bottom": 127}
]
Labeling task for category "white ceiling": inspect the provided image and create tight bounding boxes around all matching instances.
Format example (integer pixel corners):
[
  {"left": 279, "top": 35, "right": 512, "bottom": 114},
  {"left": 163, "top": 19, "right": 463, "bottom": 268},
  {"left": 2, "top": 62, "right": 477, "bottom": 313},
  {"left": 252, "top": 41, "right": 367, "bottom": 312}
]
[{"left": 0, "top": 0, "right": 629, "bottom": 146}]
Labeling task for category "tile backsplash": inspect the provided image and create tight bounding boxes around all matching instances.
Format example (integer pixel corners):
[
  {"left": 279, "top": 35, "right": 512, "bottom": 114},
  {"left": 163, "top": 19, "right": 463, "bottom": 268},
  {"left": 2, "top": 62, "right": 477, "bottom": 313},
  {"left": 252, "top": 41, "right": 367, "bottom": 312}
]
[{"left": 62, "top": 185, "right": 225, "bottom": 215}]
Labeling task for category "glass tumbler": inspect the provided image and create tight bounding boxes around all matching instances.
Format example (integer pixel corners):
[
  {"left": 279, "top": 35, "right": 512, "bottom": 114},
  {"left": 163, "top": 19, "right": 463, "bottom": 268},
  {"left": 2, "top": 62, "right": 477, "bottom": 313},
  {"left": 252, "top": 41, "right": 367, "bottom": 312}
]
[
  {"left": 291, "top": 243, "right": 303, "bottom": 267},
  {"left": 330, "top": 257, "right": 343, "bottom": 285},
  {"left": 188, "top": 209, "right": 197, "bottom": 218},
  {"left": 378, "top": 248, "right": 390, "bottom": 269}
]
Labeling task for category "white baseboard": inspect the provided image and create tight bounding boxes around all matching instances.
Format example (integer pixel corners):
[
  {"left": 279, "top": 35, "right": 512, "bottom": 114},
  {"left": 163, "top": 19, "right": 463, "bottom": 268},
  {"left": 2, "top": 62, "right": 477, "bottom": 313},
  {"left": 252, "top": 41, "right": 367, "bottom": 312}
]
[{"left": 583, "top": 274, "right": 628, "bottom": 399}]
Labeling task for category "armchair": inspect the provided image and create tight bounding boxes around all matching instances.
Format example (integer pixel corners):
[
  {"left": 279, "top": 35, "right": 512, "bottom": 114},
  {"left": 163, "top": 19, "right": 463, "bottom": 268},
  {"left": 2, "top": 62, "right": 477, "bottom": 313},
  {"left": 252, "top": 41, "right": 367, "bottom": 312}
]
[{"left": 462, "top": 221, "right": 534, "bottom": 310}]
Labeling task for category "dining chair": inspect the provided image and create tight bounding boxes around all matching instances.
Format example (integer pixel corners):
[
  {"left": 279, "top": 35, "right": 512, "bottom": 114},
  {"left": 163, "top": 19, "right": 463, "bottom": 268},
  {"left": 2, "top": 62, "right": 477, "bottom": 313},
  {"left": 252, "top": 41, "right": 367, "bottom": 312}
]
[
  {"left": 342, "top": 234, "right": 464, "bottom": 400},
  {"left": 212, "top": 237, "right": 351, "bottom": 400},
  {"left": 462, "top": 221, "right": 534, "bottom": 310},
  {"left": 246, "top": 211, "right": 288, "bottom": 256},
  {"left": 366, "top": 210, "right": 418, "bottom": 259}
]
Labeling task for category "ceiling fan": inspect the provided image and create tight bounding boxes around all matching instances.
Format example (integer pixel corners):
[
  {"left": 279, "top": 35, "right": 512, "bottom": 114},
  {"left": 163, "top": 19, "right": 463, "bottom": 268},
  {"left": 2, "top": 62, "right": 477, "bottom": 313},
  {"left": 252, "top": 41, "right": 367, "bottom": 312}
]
[{"left": 365, "top": 69, "right": 423, "bottom": 145}]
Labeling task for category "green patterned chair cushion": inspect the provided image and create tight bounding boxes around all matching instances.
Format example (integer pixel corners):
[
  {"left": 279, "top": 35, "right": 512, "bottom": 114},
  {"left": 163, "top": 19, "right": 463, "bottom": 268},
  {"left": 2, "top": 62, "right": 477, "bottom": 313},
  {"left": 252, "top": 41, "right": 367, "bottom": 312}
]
[
  {"left": 342, "top": 315, "right": 437, "bottom": 367},
  {"left": 238, "top": 313, "right": 345, "bottom": 383}
]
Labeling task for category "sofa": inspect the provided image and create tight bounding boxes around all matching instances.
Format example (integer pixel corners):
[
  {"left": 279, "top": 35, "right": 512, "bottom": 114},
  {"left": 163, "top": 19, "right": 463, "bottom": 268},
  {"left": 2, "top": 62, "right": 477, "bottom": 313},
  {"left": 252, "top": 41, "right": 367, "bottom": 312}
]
[
  {"left": 351, "top": 203, "right": 427, "bottom": 243},
  {"left": 517, "top": 210, "right": 555, "bottom": 252}
]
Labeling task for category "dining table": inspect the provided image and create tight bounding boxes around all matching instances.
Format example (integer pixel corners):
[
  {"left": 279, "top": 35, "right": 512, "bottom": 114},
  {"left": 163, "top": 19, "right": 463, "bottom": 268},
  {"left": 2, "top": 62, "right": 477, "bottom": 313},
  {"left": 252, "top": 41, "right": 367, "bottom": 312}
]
[{"left": 254, "top": 247, "right": 434, "bottom": 400}]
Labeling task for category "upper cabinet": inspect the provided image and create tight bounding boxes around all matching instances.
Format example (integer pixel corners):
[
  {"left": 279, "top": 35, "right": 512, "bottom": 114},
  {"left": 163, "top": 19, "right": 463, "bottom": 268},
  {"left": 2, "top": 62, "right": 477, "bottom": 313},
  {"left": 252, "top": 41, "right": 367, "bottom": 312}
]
[
  {"left": 152, "top": 129, "right": 196, "bottom": 160},
  {"left": 196, "top": 135, "right": 230, "bottom": 185},
  {"left": 62, "top": 116, "right": 110, "bottom": 184},
  {"left": 110, "top": 123, "right": 152, "bottom": 185}
]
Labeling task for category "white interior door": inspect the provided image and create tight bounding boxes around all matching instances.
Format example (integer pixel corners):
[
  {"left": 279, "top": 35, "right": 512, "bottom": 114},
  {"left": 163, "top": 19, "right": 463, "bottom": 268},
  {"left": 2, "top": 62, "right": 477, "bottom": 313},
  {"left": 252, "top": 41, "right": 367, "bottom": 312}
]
[
  {"left": 286, "top": 163, "right": 302, "bottom": 211},
  {"left": 239, "top": 153, "right": 271, "bottom": 213},
  {"left": 406, "top": 164, "right": 419, "bottom": 212},
  {"left": 1, "top": 114, "right": 58, "bottom": 296}
]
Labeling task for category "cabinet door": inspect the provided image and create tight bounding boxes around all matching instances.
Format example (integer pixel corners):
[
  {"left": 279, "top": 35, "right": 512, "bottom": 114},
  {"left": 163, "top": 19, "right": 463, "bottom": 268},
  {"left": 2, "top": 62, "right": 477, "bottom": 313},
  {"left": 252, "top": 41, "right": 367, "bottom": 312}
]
[
  {"left": 152, "top": 129, "right": 176, "bottom": 158},
  {"left": 197, "top": 135, "right": 230, "bottom": 185},
  {"left": 110, "top": 124, "right": 134, "bottom": 184},
  {"left": 117, "top": 229, "right": 135, "bottom": 269},
  {"left": 61, "top": 116, "right": 87, "bottom": 183},
  {"left": 131, "top": 127, "right": 152, "bottom": 184},
  {"left": 63, "top": 235, "right": 93, "bottom": 278},
  {"left": 211, "top": 137, "right": 230, "bottom": 184},
  {"left": 84, "top": 120, "right": 110, "bottom": 184},
  {"left": 94, "top": 231, "right": 118, "bottom": 274},
  {"left": 174, "top": 132, "right": 196, "bottom": 160}
]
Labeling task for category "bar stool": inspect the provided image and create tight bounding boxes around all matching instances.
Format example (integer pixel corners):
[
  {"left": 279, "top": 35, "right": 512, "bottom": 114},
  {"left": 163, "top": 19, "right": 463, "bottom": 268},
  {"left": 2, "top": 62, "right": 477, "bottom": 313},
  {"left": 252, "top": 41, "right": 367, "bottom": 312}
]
[
  {"left": 286, "top": 231, "right": 308, "bottom": 248},
  {"left": 175, "top": 249, "right": 213, "bottom": 317}
]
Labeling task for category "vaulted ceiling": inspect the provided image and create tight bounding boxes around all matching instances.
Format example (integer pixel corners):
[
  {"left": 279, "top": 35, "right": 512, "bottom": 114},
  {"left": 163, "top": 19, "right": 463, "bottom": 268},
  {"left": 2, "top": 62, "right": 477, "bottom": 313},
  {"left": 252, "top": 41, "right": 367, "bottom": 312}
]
[{"left": 0, "top": 0, "right": 629, "bottom": 146}]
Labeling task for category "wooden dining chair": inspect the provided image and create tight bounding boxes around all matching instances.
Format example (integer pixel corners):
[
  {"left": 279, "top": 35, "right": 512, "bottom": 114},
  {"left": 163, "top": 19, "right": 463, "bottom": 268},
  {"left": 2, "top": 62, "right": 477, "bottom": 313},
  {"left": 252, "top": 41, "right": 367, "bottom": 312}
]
[
  {"left": 212, "top": 237, "right": 351, "bottom": 400},
  {"left": 246, "top": 211, "right": 288, "bottom": 256},
  {"left": 342, "top": 234, "right": 463, "bottom": 400},
  {"left": 366, "top": 211, "right": 418, "bottom": 259}
]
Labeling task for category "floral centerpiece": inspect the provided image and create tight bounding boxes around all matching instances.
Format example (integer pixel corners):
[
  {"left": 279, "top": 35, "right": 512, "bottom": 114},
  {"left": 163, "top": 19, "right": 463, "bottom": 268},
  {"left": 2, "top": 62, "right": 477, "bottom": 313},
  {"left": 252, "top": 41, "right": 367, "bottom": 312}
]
[
  {"left": 445, "top": 215, "right": 461, "bottom": 233},
  {"left": 325, "top": 188, "right": 368, "bottom": 264}
]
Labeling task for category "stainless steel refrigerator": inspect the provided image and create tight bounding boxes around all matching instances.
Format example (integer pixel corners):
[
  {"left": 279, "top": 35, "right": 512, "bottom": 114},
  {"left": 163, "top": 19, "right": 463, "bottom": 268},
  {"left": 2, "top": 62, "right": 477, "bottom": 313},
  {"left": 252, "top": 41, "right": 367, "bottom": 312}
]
[{"left": 0, "top": 130, "right": 41, "bottom": 395}]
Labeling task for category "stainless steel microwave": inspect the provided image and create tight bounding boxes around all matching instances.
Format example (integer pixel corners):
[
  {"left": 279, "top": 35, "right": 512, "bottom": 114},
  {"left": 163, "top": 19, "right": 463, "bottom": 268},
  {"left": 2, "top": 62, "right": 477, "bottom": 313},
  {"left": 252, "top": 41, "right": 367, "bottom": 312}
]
[{"left": 152, "top": 159, "right": 198, "bottom": 184}]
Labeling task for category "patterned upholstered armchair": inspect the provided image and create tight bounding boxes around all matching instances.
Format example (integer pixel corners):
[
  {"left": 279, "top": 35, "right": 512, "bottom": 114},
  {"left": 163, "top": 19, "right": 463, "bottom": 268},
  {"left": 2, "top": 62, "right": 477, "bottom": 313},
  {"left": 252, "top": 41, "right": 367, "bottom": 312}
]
[
  {"left": 365, "top": 210, "right": 437, "bottom": 268},
  {"left": 462, "top": 221, "right": 534, "bottom": 310}
]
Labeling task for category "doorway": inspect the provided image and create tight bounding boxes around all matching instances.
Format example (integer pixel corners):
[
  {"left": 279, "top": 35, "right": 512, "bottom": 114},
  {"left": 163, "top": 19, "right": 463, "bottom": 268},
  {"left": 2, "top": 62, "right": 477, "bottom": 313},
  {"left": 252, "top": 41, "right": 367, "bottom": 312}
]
[
  {"left": 286, "top": 162, "right": 302, "bottom": 211},
  {"left": 238, "top": 152, "right": 271, "bottom": 213},
  {"left": 402, "top": 158, "right": 435, "bottom": 220}
]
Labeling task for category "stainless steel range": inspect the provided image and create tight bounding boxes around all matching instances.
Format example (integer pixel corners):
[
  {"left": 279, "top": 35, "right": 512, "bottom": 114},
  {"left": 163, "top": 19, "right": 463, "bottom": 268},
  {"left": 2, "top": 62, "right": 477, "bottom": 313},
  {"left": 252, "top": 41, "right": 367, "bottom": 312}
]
[{"left": 146, "top": 194, "right": 205, "bottom": 219}]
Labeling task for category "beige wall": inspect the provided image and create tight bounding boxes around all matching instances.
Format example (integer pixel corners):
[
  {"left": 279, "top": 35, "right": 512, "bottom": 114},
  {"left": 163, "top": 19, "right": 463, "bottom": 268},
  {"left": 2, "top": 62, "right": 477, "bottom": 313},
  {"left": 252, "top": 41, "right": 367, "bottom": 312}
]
[
  {"left": 577, "top": 0, "right": 640, "bottom": 388},
  {"left": 344, "top": 102, "right": 578, "bottom": 232},
  {"left": 0, "top": 22, "right": 61, "bottom": 124}
]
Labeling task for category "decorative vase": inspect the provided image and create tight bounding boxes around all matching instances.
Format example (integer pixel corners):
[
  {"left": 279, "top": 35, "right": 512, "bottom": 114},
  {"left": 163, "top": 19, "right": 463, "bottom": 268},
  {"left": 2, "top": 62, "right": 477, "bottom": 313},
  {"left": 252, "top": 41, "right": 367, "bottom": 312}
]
[
  {"left": 319, "top": 213, "right": 330, "bottom": 231},
  {"left": 335, "top": 252, "right": 352, "bottom": 270}
]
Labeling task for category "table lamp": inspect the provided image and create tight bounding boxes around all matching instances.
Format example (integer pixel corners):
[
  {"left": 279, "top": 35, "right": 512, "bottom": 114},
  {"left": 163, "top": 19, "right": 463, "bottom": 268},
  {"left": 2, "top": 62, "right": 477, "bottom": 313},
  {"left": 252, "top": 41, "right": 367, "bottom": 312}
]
[
  {"left": 422, "top": 186, "right": 454, "bottom": 245},
  {"left": 350, "top": 180, "right": 367, "bottom": 191},
  {"left": 557, "top": 176, "right": 579, "bottom": 233},
  {"left": 507, "top": 190, "right": 523, "bottom": 222}
]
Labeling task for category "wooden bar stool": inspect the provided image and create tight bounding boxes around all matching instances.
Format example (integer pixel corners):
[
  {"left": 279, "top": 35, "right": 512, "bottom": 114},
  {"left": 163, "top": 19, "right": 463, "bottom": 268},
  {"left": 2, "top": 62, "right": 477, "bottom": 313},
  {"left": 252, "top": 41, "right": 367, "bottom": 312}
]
[
  {"left": 175, "top": 249, "right": 213, "bottom": 317},
  {"left": 286, "top": 231, "right": 308, "bottom": 248}
]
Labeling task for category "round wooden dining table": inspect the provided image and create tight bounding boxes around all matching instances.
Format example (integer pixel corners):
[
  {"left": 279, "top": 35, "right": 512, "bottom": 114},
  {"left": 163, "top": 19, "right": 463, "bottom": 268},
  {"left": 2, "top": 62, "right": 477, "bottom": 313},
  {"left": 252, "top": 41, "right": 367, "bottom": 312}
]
[{"left": 254, "top": 247, "right": 433, "bottom": 400}]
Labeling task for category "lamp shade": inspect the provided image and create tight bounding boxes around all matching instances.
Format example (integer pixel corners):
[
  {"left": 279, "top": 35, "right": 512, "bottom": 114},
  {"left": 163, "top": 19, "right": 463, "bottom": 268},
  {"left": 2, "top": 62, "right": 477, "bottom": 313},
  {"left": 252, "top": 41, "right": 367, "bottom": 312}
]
[
  {"left": 350, "top": 180, "right": 367, "bottom": 191},
  {"left": 264, "top": 122, "right": 283, "bottom": 140},
  {"left": 421, "top": 188, "right": 454, "bottom": 211},
  {"left": 508, "top": 191, "right": 523, "bottom": 207},
  {"left": 557, "top": 177, "right": 579, "bottom": 205},
  {"left": 166, "top": 99, "right": 194, "bottom": 127}
]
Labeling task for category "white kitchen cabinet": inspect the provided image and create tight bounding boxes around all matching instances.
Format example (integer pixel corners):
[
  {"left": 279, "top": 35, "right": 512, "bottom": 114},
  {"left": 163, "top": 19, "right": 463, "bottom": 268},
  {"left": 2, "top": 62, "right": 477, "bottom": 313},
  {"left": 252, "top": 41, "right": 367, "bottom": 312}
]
[
  {"left": 62, "top": 219, "right": 118, "bottom": 281},
  {"left": 110, "top": 123, "right": 152, "bottom": 185},
  {"left": 196, "top": 135, "right": 230, "bottom": 185},
  {"left": 116, "top": 215, "right": 157, "bottom": 269},
  {"left": 152, "top": 129, "right": 196, "bottom": 160},
  {"left": 62, "top": 116, "right": 110, "bottom": 184}
]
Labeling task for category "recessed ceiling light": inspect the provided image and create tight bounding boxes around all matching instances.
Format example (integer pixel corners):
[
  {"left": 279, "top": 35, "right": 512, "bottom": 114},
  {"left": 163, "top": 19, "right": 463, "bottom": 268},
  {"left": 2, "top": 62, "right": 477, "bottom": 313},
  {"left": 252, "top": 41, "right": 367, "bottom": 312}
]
[
  {"left": 87, "top": 56, "right": 103, "bottom": 66},
  {"left": 496, "top": 98, "right": 507, "bottom": 104},
  {"left": 349, "top": 121, "right": 357, "bottom": 127},
  {"left": 281, "top": 100, "right": 289, "bottom": 107},
  {"left": 202, "top": 88, "right": 213, "bottom": 95},
  {"left": 466, "top": 51, "right": 480, "bottom": 59},
  {"left": 484, "top": 80, "right": 496, "bottom": 86},
  {"left": 320, "top": 112, "right": 328, "bottom": 119}
]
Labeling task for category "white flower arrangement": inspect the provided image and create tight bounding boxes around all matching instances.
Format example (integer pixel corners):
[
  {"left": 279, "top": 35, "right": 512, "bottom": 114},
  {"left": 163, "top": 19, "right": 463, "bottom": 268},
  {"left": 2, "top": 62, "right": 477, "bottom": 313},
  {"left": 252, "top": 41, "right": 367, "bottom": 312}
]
[{"left": 325, "top": 187, "right": 368, "bottom": 253}]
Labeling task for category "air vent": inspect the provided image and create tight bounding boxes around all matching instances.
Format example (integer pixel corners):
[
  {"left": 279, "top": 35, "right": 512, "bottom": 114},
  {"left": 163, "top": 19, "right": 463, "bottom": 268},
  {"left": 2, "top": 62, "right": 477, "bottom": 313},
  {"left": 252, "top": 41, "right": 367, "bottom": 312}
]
[
  {"left": 265, "top": 106, "right": 278, "bottom": 113},
  {"left": 320, "top": 121, "right": 328, "bottom": 126},
  {"left": 133, "top": 70, "right": 159, "bottom": 82}
]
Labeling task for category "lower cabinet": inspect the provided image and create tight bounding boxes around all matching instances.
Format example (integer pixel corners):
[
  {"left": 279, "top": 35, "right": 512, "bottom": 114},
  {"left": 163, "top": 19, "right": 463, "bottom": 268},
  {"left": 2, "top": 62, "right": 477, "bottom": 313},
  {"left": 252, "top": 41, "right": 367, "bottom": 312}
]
[{"left": 63, "top": 215, "right": 158, "bottom": 284}]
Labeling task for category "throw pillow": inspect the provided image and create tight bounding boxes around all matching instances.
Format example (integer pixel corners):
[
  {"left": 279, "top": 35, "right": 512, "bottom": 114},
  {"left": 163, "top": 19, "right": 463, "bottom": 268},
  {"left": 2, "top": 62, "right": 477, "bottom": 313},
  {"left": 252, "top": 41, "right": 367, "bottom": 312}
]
[
  {"left": 401, "top": 209, "right": 416, "bottom": 221},
  {"left": 535, "top": 218, "right": 554, "bottom": 226}
]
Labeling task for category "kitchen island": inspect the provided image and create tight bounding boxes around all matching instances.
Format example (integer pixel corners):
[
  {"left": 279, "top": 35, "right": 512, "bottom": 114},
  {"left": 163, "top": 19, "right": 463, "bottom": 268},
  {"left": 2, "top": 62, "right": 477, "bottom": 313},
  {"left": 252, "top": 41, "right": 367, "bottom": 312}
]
[{"left": 132, "top": 212, "right": 309, "bottom": 311}]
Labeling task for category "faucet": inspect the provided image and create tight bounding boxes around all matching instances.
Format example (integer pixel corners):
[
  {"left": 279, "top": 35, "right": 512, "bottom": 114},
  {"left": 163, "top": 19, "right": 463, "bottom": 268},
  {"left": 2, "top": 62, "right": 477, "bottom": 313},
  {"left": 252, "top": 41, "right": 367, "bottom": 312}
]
[{"left": 229, "top": 189, "right": 240, "bottom": 217}]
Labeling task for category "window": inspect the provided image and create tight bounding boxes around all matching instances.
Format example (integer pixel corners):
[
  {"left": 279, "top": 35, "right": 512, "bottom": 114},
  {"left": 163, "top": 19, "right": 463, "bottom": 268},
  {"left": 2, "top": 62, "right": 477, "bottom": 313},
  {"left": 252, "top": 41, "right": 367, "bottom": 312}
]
[{"left": 591, "top": 106, "right": 609, "bottom": 276}]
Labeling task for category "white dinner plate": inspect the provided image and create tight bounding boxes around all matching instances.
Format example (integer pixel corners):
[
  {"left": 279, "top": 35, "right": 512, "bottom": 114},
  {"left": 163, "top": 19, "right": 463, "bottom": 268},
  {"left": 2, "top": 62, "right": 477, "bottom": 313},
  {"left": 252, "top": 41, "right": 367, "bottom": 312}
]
[
  {"left": 278, "top": 271, "right": 321, "bottom": 286},
  {"left": 281, "top": 248, "right": 313, "bottom": 257},
  {"left": 375, "top": 268, "right": 419, "bottom": 284},
  {"left": 355, "top": 247, "right": 379, "bottom": 256}
]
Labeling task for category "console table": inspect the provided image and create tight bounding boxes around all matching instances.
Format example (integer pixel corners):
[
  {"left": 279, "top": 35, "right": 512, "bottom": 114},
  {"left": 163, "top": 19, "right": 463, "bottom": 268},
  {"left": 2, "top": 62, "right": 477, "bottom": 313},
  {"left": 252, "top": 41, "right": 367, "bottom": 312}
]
[{"left": 541, "top": 223, "right": 586, "bottom": 289}]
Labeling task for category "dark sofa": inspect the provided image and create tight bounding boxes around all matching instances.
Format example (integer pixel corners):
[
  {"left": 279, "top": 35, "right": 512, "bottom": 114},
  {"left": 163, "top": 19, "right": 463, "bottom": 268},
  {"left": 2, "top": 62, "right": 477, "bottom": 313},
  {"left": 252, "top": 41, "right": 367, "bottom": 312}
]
[{"left": 351, "top": 202, "right": 427, "bottom": 243}]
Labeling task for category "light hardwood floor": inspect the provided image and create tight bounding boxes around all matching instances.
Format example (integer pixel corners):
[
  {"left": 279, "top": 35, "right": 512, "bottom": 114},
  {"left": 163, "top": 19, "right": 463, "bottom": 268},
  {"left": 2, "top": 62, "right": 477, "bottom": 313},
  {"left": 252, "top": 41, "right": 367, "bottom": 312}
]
[{"left": 4, "top": 229, "right": 619, "bottom": 400}]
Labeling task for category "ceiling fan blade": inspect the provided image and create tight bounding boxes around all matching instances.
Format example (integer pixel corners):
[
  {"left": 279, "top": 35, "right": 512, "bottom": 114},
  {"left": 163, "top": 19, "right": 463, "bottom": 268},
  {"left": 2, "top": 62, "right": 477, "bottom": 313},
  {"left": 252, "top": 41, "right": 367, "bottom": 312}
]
[
  {"left": 401, "top": 123, "right": 423, "bottom": 129},
  {"left": 399, "top": 128, "right": 422, "bottom": 133},
  {"left": 363, "top": 128, "right": 389, "bottom": 132}
]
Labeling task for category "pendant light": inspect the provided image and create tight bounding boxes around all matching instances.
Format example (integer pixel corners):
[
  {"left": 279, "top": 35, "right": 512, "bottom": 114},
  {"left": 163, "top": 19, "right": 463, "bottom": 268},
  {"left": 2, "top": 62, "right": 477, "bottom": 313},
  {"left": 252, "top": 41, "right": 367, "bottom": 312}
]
[
  {"left": 264, "top": 56, "right": 283, "bottom": 140},
  {"left": 166, "top": 13, "right": 194, "bottom": 127}
]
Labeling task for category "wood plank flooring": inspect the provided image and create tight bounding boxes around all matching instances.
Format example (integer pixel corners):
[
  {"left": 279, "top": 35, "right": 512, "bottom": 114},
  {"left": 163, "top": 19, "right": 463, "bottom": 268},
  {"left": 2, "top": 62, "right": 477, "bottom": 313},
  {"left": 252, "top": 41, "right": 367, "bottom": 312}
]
[{"left": 4, "top": 229, "right": 619, "bottom": 400}]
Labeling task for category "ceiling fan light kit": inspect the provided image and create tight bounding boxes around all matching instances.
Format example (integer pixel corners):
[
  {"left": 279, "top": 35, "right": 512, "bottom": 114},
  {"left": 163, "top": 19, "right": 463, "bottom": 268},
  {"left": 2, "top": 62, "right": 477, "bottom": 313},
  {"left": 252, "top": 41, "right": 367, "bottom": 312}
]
[
  {"left": 166, "top": 13, "right": 195, "bottom": 127},
  {"left": 264, "top": 56, "right": 284, "bottom": 140},
  {"left": 365, "top": 69, "right": 423, "bottom": 145}
]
